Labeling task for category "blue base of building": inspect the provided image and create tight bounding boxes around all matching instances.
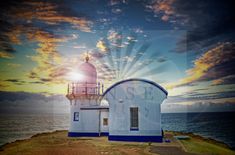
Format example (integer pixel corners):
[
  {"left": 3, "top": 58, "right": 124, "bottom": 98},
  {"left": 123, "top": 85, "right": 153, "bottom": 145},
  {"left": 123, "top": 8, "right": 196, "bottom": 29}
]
[
  {"left": 100, "top": 132, "right": 109, "bottom": 136},
  {"left": 68, "top": 132, "right": 162, "bottom": 142},
  {"left": 68, "top": 132, "right": 100, "bottom": 137},
  {"left": 108, "top": 135, "right": 163, "bottom": 142},
  {"left": 68, "top": 132, "right": 109, "bottom": 137}
]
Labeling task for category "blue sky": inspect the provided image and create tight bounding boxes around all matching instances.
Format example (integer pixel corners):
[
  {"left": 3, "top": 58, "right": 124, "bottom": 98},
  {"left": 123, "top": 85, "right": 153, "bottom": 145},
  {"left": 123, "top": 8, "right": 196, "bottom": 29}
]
[{"left": 0, "top": 0, "right": 235, "bottom": 112}]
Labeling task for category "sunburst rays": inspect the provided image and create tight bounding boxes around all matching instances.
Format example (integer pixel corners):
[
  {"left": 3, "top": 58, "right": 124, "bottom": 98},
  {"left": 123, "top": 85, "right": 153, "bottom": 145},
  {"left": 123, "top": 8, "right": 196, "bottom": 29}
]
[{"left": 92, "top": 30, "right": 172, "bottom": 88}]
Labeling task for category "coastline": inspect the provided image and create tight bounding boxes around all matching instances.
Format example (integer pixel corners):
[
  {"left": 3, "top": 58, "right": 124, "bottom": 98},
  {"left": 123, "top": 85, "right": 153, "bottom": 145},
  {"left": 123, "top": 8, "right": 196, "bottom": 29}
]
[
  {"left": 0, "top": 130, "right": 234, "bottom": 155},
  {"left": 165, "top": 130, "right": 233, "bottom": 150}
]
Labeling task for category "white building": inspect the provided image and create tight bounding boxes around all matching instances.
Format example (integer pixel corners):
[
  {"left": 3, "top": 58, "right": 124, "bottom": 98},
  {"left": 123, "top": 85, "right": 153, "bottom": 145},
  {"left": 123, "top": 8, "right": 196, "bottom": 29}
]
[{"left": 66, "top": 56, "right": 168, "bottom": 142}]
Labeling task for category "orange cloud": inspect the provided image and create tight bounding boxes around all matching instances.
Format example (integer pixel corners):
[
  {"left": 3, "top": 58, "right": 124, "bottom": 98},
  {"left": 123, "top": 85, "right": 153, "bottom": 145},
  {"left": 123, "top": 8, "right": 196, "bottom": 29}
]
[
  {"left": 96, "top": 40, "right": 109, "bottom": 53},
  {"left": 0, "top": 51, "right": 14, "bottom": 59},
  {"left": 0, "top": 83, "right": 9, "bottom": 89},
  {"left": 0, "top": 0, "right": 92, "bottom": 57},
  {"left": 167, "top": 42, "right": 235, "bottom": 89},
  {"left": 0, "top": 0, "right": 92, "bottom": 84},
  {"left": 149, "top": 0, "right": 175, "bottom": 21},
  {"left": 12, "top": 1, "right": 92, "bottom": 32},
  {"left": 4, "top": 26, "right": 22, "bottom": 44},
  {"left": 0, "top": 0, "right": 94, "bottom": 92}
]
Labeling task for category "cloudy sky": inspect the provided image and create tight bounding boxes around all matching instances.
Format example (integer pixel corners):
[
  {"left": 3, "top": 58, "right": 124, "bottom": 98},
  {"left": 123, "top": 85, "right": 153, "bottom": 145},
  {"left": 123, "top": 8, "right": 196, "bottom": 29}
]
[{"left": 0, "top": 0, "right": 235, "bottom": 113}]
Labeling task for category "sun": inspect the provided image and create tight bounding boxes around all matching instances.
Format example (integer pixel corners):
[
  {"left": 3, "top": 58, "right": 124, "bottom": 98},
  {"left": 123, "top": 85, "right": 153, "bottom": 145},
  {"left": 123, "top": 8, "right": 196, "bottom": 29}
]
[{"left": 67, "top": 71, "right": 84, "bottom": 82}]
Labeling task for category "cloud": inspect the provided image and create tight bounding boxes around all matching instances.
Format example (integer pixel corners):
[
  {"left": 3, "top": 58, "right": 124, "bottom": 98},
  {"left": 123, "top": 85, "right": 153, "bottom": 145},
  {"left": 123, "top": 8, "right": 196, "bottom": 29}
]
[
  {"left": 157, "top": 56, "right": 167, "bottom": 63},
  {"left": 106, "top": 29, "right": 128, "bottom": 48},
  {"left": 163, "top": 88, "right": 235, "bottom": 112},
  {"left": 148, "top": 0, "right": 235, "bottom": 51},
  {"left": 3, "top": 78, "right": 43, "bottom": 86},
  {"left": 162, "top": 100, "right": 235, "bottom": 113},
  {"left": 4, "top": 79, "right": 26, "bottom": 85},
  {"left": 0, "top": 0, "right": 94, "bottom": 89},
  {"left": 96, "top": 40, "right": 109, "bottom": 53},
  {"left": 127, "top": 36, "right": 138, "bottom": 42},
  {"left": 0, "top": 0, "right": 92, "bottom": 57},
  {"left": 91, "top": 52, "right": 105, "bottom": 59},
  {"left": 112, "top": 8, "right": 122, "bottom": 14},
  {"left": 0, "top": 51, "right": 14, "bottom": 59},
  {"left": 168, "top": 42, "right": 235, "bottom": 88},
  {"left": 109, "top": 0, "right": 127, "bottom": 6},
  {"left": 147, "top": 0, "right": 175, "bottom": 22},
  {"left": 107, "top": 30, "right": 122, "bottom": 42},
  {"left": 7, "top": 63, "right": 21, "bottom": 68},
  {"left": 25, "top": 29, "right": 68, "bottom": 84},
  {"left": 212, "top": 75, "right": 235, "bottom": 86},
  {"left": 48, "top": 67, "right": 70, "bottom": 79},
  {"left": 0, "top": 91, "right": 47, "bottom": 102},
  {"left": 96, "top": 63, "right": 116, "bottom": 81},
  {"left": 11, "top": 1, "right": 92, "bottom": 32},
  {"left": 0, "top": 83, "right": 9, "bottom": 89},
  {"left": 26, "top": 51, "right": 88, "bottom": 85},
  {"left": 167, "top": 90, "right": 235, "bottom": 103},
  {"left": 0, "top": 91, "right": 69, "bottom": 114}
]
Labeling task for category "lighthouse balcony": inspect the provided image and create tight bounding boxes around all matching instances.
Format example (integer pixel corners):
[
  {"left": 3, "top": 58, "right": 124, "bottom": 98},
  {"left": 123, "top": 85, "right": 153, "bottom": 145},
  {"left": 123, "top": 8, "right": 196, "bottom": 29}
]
[{"left": 66, "top": 82, "right": 104, "bottom": 100}]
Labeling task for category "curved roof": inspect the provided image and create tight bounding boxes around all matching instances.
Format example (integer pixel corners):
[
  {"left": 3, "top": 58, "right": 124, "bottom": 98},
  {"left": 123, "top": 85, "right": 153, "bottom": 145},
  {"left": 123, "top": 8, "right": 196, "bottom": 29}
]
[
  {"left": 78, "top": 60, "right": 97, "bottom": 84},
  {"left": 102, "top": 78, "right": 168, "bottom": 96},
  {"left": 80, "top": 62, "right": 96, "bottom": 71}
]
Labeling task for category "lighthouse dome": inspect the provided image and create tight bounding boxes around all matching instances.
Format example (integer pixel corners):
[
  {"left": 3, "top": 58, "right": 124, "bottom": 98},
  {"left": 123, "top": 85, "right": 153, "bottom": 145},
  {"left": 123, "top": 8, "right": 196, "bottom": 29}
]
[{"left": 79, "top": 56, "right": 97, "bottom": 84}]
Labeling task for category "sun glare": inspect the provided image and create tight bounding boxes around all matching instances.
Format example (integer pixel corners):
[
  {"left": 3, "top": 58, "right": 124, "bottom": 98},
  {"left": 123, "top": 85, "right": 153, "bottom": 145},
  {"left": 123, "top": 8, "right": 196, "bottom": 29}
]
[{"left": 68, "top": 71, "right": 84, "bottom": 81}]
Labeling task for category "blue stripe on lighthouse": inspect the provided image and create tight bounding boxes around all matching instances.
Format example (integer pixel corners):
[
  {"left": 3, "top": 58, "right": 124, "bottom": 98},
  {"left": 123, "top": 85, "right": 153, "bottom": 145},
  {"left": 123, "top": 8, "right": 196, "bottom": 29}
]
[
  {"left": 68, "top": 132, "right": 109, "bottom": 137},
  {"left": 68, "top": 132, "right": 100, "bottom": 137}
]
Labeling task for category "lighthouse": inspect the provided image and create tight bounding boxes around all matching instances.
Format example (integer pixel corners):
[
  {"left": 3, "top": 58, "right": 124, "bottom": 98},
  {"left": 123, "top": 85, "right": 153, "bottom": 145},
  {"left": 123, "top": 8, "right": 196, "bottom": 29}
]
[
  {"left": 66, "top": 55, "right": 108, "bottom": 137},
  {"left": 66, "top": 54, "right": 168, "bottom": 141}
]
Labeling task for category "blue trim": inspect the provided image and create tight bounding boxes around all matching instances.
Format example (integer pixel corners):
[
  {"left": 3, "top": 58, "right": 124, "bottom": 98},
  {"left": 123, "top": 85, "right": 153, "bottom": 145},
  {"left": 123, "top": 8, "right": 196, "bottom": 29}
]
[
  {"left": 100, "top": 132, "right": 109, "bottom": 136},
  {"left": 68, "top": 132, "right": 99, "bottom": 137},
  {"left": 68, "top": 132, "right": 109, "bottom": 137},
  {"left": 68, "top": 132, "right": 163, "bottom": 142},
  {"left": 102, "top": 78, "right": 168, "bottom": 96},
  {"left": 108, "top": 135, "right": 163, "bottom": 142},
  {"left": 130, "top": 128, "right": 139, "bottom": 131},
  {"left": 81, "top": 107, "right": 109, "bottom": 110}
]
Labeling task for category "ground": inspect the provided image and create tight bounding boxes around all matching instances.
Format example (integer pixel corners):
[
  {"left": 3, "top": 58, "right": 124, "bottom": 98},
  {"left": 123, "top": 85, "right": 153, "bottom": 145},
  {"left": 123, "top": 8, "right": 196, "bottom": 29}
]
[{"left": 0, "top": 131, "right": 234, "bottom": 155}]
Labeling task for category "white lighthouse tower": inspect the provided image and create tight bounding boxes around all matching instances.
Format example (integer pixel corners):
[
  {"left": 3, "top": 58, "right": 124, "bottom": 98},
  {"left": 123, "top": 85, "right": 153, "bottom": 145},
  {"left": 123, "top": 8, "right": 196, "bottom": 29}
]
[{"left": 66, "top": 55, "right": 108, "bottom": 137}]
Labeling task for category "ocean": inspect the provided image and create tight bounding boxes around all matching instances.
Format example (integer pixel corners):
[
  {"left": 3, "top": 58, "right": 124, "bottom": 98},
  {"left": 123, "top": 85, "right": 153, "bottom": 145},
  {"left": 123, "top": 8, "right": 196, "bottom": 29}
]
[
  {"left": 161, "top": 112, "right": 235, "bottom": 149},
  {"left": 0, "top": 112, "right": 234, "bottom": 149}
]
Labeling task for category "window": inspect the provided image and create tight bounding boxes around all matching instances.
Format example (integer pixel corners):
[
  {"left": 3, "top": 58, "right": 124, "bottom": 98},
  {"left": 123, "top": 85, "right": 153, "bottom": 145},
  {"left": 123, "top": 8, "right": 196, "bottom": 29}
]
[
  {"left": 73, "top": 112, "right": 79, "bottom": 121},
  {"left": 103, "top": 118, "right": 108, "bottom": 126},
  {"left": 130, "top": 107, "right": 139, "bottom": 130}
]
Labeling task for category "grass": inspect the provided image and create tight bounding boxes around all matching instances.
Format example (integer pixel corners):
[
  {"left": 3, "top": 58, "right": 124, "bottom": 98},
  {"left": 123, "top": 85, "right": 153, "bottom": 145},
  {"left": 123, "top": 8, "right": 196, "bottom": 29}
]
[
  {"left": 180, "top": 138, "right": 235, "bottom": 155},
  {"left": 0, "top": 130, "right": 234, "bottom": 155},
  {"left": 0, "top": 131, "right": 150, "bottom": 155}
]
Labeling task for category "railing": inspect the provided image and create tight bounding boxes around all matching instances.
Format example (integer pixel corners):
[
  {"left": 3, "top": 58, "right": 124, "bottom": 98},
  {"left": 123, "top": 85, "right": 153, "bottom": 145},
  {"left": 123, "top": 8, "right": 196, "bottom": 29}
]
[{"left": 67, "top": 82, "right": 104, "bottom": 95}]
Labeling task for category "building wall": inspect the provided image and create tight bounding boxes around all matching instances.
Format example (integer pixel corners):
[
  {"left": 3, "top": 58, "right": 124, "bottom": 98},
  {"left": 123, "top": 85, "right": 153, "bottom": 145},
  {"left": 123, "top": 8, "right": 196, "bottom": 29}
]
[
  {"left": 104, "top": 80, "right": 167, "bottom": 142},
  {"left": 69, "top": 99, "right": 100, "bottom": 135}
]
